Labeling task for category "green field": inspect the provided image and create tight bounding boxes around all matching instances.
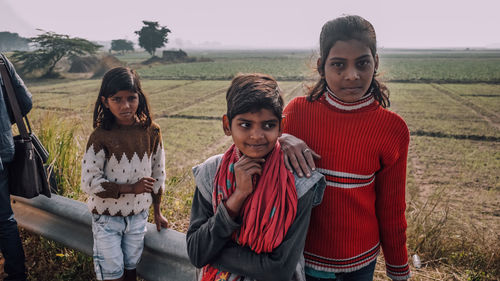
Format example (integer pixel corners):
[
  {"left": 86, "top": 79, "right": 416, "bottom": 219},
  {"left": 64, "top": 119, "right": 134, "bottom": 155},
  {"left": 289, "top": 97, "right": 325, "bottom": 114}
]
[
  {"left": 379, "top": 50, "right": 500, "bottom": 83},
  {"left": 12, "top": 49, "right": 500, "bottom": 280},
  {"left": 136, "top": 57, "right": 312, "bottom": 80},
  {"left": 111, "top": 49, "right": 500, "bottom": 83}
]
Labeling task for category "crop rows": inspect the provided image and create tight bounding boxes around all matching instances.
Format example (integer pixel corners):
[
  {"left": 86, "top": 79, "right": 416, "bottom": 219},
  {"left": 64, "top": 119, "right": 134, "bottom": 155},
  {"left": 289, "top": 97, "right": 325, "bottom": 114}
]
[
  {"left": 388, "top": 83, "right": 500, "bottom": 138},
  {"left": 21, "top": 50, "right": 500, "bottom": 279}
]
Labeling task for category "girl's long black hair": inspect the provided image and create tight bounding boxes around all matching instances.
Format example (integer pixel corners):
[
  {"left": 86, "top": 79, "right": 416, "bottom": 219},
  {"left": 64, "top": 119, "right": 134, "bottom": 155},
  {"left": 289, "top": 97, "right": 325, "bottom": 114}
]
[
  {"left": 307, "top": 15, "right": 390, "bottom": 108},
  {"left": 93, "top": 67, "right": 152, "bottom": 130}
]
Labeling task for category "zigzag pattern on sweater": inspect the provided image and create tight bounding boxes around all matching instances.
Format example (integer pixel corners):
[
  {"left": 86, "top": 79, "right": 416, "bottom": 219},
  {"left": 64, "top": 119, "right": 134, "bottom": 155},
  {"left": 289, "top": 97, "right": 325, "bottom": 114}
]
[{"left": 81, "top": 122, "right": 165, "bottom": 217}]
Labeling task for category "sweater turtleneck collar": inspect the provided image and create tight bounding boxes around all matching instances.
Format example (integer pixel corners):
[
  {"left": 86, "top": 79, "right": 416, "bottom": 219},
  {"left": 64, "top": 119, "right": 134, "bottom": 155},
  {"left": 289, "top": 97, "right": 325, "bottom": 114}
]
[{"left": 321, "top": 86, "right": 377, "bottom": 112}]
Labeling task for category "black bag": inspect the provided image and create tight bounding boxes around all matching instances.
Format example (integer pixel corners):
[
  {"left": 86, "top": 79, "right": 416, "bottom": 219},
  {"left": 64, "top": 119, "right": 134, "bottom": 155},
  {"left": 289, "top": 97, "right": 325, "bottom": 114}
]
[
  {"left": 0, "top": 55, "right": 51, "bottom": 198},
  {"left": 9, "top": 134, "right": 51, "bottom": 198}
]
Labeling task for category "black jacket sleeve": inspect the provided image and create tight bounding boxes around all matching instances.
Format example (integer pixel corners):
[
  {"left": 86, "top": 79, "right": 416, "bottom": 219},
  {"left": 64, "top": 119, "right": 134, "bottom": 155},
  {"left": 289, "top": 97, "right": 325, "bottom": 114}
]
[
  {"left": 212, "top": 187, "right": 315, "bottom": 281},
  {"left": 186, "top": 188, "right": 241, "bottom": 268}
]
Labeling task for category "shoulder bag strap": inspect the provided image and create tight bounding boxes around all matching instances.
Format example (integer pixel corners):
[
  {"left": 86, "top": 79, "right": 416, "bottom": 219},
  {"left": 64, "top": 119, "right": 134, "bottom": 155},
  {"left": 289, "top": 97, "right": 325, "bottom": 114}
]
[{"left": 0, "top": 55, "right": 30, "bottom": 138}]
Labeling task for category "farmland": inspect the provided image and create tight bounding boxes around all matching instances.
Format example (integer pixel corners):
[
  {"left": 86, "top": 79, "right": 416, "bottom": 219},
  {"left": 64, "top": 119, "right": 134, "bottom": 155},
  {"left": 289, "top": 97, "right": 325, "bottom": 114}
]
[
  {"left": 379, "top": 50, "right": 500, "bottom": 83},
  {"left": 121, "top": 49, "right": 500, "bottom": 83},
  {"left": 6, "top": 49, "right": 500, "bottom": 280}
]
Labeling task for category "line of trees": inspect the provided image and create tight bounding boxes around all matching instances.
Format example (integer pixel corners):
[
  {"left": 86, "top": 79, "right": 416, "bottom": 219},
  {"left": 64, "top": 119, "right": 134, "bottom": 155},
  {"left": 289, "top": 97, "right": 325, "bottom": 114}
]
[
  {"left": 110, "top": 21, "right": 171, "bottom": 56},
  {"left": 0, "top": 31, "right": 29, "bottom": 51},
  {"left": 6, "top": 20, "right": 171, "bottom": 77},
  {"left": 12, "top": 32, "right": 101, "bottom": 78},
  {"left": 110, "top": 39, "right": 134, "bottom": 54}
]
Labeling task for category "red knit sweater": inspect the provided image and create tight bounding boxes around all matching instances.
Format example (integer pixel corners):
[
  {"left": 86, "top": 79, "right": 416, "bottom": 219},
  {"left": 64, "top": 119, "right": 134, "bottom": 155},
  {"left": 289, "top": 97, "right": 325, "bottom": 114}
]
[{"left": 283, "top": 92, "right": 411, "bottom": 280}]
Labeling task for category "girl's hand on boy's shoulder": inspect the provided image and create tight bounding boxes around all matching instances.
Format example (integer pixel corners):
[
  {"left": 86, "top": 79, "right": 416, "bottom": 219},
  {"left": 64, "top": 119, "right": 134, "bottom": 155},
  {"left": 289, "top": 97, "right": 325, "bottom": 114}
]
[
  {"left": 154, "top": 211, "right": 169, "bottom": 231},
  {"left": 279, "top": 133, "right": 321, "bottom": 178},
  {"left": 132, "top": 177, "right": 155, "bottom": 194},
  {"left": 234, "top": 155, "right": 264, "bottom": 197}
]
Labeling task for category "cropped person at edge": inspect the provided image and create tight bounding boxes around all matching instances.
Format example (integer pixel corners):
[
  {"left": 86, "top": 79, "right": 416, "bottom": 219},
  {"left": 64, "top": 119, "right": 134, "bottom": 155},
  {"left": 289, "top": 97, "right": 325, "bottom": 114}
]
[{"left": 0, "top": 53, "right": 32, "bottom": 281}]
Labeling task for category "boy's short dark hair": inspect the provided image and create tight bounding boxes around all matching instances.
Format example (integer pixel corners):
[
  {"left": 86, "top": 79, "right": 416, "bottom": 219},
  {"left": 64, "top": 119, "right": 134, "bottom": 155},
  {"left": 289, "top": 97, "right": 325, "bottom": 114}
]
[{"left": 226, "top": 73, "right": 284, "bottom": 125}]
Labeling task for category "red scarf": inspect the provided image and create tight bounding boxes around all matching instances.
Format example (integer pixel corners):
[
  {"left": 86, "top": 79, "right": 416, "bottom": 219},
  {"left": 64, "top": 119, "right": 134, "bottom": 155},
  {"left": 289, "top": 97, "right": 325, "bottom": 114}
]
[{"left": 202, "top": 143, "right": 297, "bottom": 281}]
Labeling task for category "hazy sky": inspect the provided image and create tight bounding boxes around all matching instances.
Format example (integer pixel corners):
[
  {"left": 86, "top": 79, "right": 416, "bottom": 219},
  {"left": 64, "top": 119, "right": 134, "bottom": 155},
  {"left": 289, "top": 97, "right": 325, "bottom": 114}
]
[{"left": 2, "top": 0, "right": 500, "bottom": 49}]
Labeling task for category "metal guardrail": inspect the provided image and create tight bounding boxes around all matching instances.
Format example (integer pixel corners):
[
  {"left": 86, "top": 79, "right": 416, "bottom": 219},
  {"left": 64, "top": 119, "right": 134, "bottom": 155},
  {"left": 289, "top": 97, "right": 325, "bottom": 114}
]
[{"left": 11, "top": 194, "right": 196, "bottom": 281}]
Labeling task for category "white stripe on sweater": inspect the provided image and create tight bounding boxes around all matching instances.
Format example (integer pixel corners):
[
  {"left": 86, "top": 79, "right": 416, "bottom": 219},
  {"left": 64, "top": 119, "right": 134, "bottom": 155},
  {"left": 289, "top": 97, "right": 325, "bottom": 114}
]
[
  {"left": 316, "top": 168, "right": 374, "bottom": 179},
  {"left": 325, "top": 88, "right": 375, "bottom": 111}
]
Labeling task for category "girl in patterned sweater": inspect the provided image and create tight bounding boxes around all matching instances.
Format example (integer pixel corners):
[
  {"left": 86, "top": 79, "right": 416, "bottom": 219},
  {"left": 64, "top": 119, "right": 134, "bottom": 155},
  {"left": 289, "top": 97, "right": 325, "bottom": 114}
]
[
  {"left": 280, "top": 16, "right": 411, "bottom": 280},
  {"left": 81, "top": 67, "right": 168, "bottom": 281}
]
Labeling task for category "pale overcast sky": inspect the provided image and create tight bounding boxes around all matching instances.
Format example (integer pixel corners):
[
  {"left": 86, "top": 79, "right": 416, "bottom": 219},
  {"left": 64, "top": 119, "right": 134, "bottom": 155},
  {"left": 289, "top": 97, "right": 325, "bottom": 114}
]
[{"left": 2, "top": 0, "right": 500, "bottom": 49}]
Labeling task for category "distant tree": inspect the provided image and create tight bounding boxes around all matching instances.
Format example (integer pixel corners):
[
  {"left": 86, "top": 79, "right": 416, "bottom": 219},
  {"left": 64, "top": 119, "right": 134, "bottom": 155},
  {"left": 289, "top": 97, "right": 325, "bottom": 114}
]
[
  {"left": 0, "top": 31, "right": 29, "bottom": 51},
  {"left": 110, "top": 39, "right": 134, "bottom": 54},
  {"left": 11, "top": 31, "right": 101, "bottom": 78},
  {"left": 135, "top": 21, "right": 171, "bottom": 56}
]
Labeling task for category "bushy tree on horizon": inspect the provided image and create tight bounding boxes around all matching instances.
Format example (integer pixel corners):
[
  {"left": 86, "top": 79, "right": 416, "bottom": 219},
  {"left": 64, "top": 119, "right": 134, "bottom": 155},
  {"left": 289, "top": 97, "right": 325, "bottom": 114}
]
[
  {"left": 11, "top": 31, "right": 101, "bottom": 78},
  {"left": 135, "top": 21, "right": 171, "bottom": 57},
  {"left": 110, "top": 39, "right": 134, "bottom": 54}
]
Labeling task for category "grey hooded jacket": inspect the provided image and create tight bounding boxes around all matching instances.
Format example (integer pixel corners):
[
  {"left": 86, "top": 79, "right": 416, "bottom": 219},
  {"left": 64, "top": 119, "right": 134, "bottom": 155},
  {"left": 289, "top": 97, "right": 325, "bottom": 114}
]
[{"left": 187, "top": 154, "right": 326, "bottom": 281}]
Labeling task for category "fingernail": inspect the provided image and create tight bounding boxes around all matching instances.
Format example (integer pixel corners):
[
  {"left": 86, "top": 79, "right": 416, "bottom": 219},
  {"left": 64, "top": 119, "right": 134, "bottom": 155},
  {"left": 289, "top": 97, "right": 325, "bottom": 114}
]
[
  {"left": 299, "top": 172, "right": 303, "bottom": 177},
  {"left": 306, "top": 173, "right": 311, "bottom": 177},
  {"left": 312, "top": 168, "right": 315, "bottom": 171}
]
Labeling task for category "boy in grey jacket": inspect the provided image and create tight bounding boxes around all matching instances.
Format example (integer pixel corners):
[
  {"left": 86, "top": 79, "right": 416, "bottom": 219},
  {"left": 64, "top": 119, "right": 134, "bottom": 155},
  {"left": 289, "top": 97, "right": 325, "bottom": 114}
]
[{"left": 186, "top": 73, "right": 325, "bottom": 281}]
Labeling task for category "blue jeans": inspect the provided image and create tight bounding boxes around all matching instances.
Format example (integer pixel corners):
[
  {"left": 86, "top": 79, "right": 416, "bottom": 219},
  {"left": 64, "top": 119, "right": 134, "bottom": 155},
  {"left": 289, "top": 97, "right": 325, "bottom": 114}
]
[
  {"left": 0, "top": 167, "right": 27, "bottom": 281},
  {"left": 306, "top": 260, "right": 376, "bottom": 281},
  {"left": 91, "top": 210, "right": 148, "bottom": 280}
]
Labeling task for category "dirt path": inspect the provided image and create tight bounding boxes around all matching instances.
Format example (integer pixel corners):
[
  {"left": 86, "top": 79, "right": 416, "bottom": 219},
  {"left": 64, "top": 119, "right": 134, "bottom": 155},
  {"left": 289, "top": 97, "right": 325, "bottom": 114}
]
[
  {"left": 390, "top": 101, "right": 435, "bottom": 200},
  {"left": 430, "top": 84, "right": 500, "bottom": 131},
  {"left": 407, "top": 145, "right": 434, "bottom": 199},
  {"left": 165, "top": 86, "right": 227, "bottom": 116},
  {"left": 283, "top": 82, "right": 304, "bottom": 100},
  {"left": 147, "top": 80, "right": 198, "bottom": 96},
  {"left": 198, "top": 134, "right": 233, "bottom": 163}
]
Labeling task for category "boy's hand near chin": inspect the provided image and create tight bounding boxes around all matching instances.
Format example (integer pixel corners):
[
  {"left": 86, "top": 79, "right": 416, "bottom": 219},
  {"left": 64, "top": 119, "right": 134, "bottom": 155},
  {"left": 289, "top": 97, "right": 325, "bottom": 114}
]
[
  {"left": 233, "top": 155, "right": 264, "bottom": 197},
  {"left": 224, "top": 155, "right": 265, "bottom": 219}
]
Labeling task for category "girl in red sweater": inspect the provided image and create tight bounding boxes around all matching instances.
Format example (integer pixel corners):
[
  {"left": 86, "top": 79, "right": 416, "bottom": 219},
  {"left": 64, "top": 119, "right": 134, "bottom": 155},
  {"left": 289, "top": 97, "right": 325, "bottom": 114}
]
[{"left": 280, "top": 15, "right": 411, "bottom": 280}]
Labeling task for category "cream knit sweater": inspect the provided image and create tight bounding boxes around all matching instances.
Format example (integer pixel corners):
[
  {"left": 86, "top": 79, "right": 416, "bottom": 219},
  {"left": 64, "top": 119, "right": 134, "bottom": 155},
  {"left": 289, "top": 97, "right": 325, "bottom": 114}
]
[{"left": 81, "top": 122, "right": 165, "bottom": 216}]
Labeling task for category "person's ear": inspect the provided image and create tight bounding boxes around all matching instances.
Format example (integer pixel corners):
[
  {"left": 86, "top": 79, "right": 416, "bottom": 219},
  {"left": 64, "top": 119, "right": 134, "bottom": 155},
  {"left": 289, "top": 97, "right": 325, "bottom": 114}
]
[
  {"left": 374, "top": 54, "right": 379, "bottom": 74},
  {"left": 101, "top": 96, "right": 109, "bottom": 108},
  {"left": 222, "top": 115, "right": 231, "bottom": 136},
  {"left": 317, "top": 58, "right": 324, "bottom": 77}
]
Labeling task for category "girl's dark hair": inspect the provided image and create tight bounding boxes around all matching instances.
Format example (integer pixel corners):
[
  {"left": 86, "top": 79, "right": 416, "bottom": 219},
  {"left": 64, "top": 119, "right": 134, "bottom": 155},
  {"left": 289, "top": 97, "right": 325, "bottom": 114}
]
[
  {"left": 226, "top": 73, "right": 284, "bottom": 125},
  {"left": 308, "top": 15, "right": 390, "bottom": 108},
  {"left": 93, "top": 67, "right": 152, "bottom": 129}
]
